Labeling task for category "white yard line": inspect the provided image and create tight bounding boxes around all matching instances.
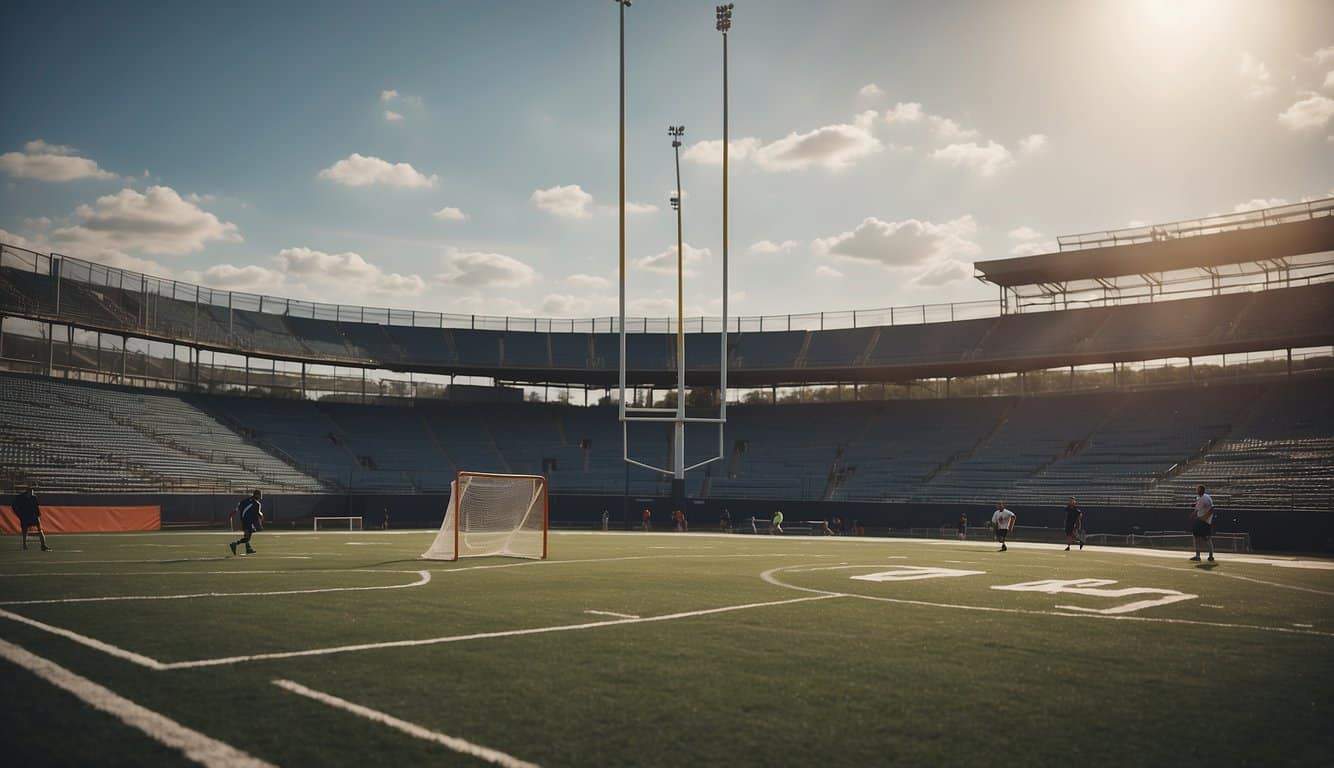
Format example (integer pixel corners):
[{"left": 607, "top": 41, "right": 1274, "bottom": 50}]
[
  {"left": 759, "top": 565, "right": 1334, "bottom": 639},
  {"left": 159, "top": 594, "right": 841, "bottom": 670},
  {"left": 0, "top": 607, "right": 167, "bottom": 669},
  {"left": 0, "top": 556, "right": 313, "bottom": 566},
  {"left": 0, "top": 570, "right": 431, "bottom": 606},
  {"left": 0, "top": 637, "right": 273, "bottom": 767},
  {"left": 274, "top": 678, "right": 538, "bottom": 767},
  {"left": 584, "top": 610, "right": 640, "bottom": 619},
  {"left": 1135, "top": 562, "right": 1334, "bottom": 596}
]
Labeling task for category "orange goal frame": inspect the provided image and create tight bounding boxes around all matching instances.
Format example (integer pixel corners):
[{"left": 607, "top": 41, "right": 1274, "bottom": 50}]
[{"left": 454, "top": 471, "right": 549, "bottom": 560}]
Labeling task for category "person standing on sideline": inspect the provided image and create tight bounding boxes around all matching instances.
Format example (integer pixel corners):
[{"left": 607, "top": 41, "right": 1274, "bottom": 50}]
[
  {"left": 229, "top": 490, "right": 264, "bottom": 556},
  {"left": 991, "top": 502, "right": 1016, "bottom": 552},
  {"left": 641, "top": 507, "right": 652, "bottom": 531},
  {"left": 1190, "top": 484, "right": 1216, "bottom": 563},
  {"left": 720, "top": 507, "right": 732, "bottom": 532},
  {"left": 956, "top": 512, "right": 968, "bottom": 541},
  {"left": 601, "top": 509, "right": 610, "bottom": 531},
  {"left": 12, "top": 488, "right": 51, "bottom": 552},
  {"left": 381, "top": 507, "right": 391, "bottom": 530},
  {"left": 771, "top": 509, "right": 784, "bottom": 535},
  {"left": 1064, "top": 497, "right": 1084, "bottom": 551}
]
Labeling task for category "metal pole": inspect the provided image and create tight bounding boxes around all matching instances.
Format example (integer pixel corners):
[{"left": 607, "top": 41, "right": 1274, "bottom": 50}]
[
  {"left": 719, "top": 8, "right": 730, "bottom": 423},
  {"left": 672, "top": 127, "right": 686, "bottom": 491},
  {"left": 617, "top": 0, "right": 628, "bottom": 425}
]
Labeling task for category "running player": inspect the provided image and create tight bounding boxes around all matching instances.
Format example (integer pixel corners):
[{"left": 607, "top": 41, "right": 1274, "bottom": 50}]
[
  {"left": 771, "top": 509, "right": 784, "bottom": 535},
  {"left": 1190, "top": 484, "right": 1215, "bottom": 563},
  {"left": 1064, "top": 497, "right": 1084, "bottom": 551},
  {"left": 12, "top": 487, "right": 51, "bottom": 552},
  {"left": 991, "top": 502, "right": 1016, "bottom": 552},
  {"left": 229, "top": 489, "right": 263, "bottom": 556}
]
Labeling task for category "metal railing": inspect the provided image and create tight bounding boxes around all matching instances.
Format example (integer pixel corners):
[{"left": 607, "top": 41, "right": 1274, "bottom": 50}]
[{"left": 1056, "top": 196, "right": 1334, "bottom": 252}]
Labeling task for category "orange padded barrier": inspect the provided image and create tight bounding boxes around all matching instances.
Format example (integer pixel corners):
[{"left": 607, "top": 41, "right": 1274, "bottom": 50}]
[{"left": 0, "top": 505, "right": 161, "bottom": 534}]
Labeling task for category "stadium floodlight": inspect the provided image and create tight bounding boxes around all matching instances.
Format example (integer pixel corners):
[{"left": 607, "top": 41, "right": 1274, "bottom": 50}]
[
  {"left": 716, "top": 3, "right": 733, "bottom": 33},
  {"left": 716, "top": 3, "right": 733, "bottom": 432}
]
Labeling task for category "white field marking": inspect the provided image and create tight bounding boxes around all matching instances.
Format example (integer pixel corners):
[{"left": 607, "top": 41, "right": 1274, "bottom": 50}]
[
  {"left": 584, "top": 610, "right": 640, "bottom": 619},
  {"left": 274, "top": 679, "right": 538, "bottom": 768},
  {"left": 1293, "top": 623, "right": 1314, "bottom": 628},
  {"left": 0, "top": 638, "right": 273, "bottom": 768},
  {"left": 990, "top": 579, "right": 1197, "bottom": 616},
  {"left": 1201, "top": 604, "right": 1226, "bottom": 608},
  {"left": 0, "top": 570, "right": 431, "bottom": 606},
  {"left": 924, "top": 539, "right": 1334, "bottom": 570},
  {"left": 0, "top": 567, "right": 418, "bottom": 578},
  {"left": 0, "top": 607, "right": 167, "bottom": 669},
  {"left": 159, "top": 593, "right": 842, "bottom": 670},
  {"left": 1135, "top": 562, "right": 1334, "bottom": 597},
  {"left": 758, "top": 565, "right": 1334, "bottom": 639},
  {"left": 851, "top": 566, "right": 987, "bottom": 583}
]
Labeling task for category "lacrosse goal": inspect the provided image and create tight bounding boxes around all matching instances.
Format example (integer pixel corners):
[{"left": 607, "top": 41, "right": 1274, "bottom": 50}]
[{"left": 421, "top": 472, "right": 548, "bottom": 561}]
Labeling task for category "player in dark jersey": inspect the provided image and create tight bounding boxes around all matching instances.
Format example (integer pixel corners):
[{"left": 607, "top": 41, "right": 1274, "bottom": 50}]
[
  {"left": 956, "top": 512, "right": 968, "bottom": 540},
  {"left": 1064, "top": 497, "right": 1084, "bottom": 551},
  {"left": 229, "top": 489, "right": 263, "bottom": 556}
]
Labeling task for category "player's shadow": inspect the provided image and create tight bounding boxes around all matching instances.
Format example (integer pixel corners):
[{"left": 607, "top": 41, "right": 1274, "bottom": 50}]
[{"left": 1195, "top": 562, "right": 1220, "bottom": 570}]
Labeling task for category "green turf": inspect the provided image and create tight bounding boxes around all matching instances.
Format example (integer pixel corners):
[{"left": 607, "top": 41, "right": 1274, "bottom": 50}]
[{"left": 1, "top": 530, "right": 1332, "bottom": 767}]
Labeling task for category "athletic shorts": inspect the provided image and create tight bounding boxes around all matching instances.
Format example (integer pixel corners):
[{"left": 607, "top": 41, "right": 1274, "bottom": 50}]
[
  {"left": 995, "top": 528, "right": 1008, "bottom": 542},
  {"left": 18, "top": 516, "right": 39, "bottom": 529},
  {"left": 1192, "top": 519, "right": 1213, "bottom": 538},
  {"left": 1065, "top": 522, "right": 1078, "bottom": 535}
]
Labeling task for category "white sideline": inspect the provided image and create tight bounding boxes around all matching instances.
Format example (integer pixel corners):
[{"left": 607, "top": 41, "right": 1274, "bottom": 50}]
[
  {"left": 0, "top": 637, "right": 273, "bottom": 768},
  {"left": 159, "top": 594, "right": 841, "bottom": 670},
  {"left": 0, "top": 570, "right": 431, "bottom": 606},
  {"left": 273, "top": 679, "right": 539, "bottom": 768},
  {"left": 759, "top": 565, "right": 1334, "bottom": 639}
]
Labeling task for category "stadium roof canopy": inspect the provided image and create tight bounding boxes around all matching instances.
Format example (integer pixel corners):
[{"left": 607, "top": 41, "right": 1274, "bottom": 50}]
[{"left": 975, "top": 198, "right": 1334, "bottom": 289}]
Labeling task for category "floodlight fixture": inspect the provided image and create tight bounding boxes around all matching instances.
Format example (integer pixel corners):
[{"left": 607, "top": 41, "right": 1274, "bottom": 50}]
[{"left": 716, "top": 3, "right": 733, "bottom": 33}]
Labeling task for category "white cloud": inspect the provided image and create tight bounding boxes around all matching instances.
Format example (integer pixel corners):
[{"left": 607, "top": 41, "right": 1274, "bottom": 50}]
[
  {"left": 1325, "top": 71, "right": 1334, "bottom": 90},
  {"left": 1008, "top": 226, "right": 1042, "bottom": 241},
  {"left": 380, "top": 89, "right": 399, "bottom": 102},
  {"left": 0, "top": 139, "right": 117, "bottom": 182},
  {"left": 858, "top": 83, "right": 885, "bottom": 100},
  {"left": 1009, "top": 241, "right": 1057, "bottom": 256},
  {"left": 1313, "top": 46, "right": 1334, "bottom": 65},
  {"left": 50, "top": 186, "right": 240, "bottom": 257},
  {"left": 929, "top": 116, "right": 980, "bottom": 141},
  {"left": 318, "top": 153, "right": 438, "bottom": 188},
  {"left": 914, "top": 260, "right": 971, "bottom": 286},
  {"left": 1018, "top": 134, "right": 1048, "bottom": 154},
  {"left": 1239, "top": 52, "right": 1273, "bottom": 98},
  {"left": 748, "top": 239, "right": 799, "bottom": 255},
  {"left": 624, "top": 201, "right": 659, "bottom": 214},
  {"left": 432, "top": 206, "right": 468, "bottom": 222},
  {"left": 1277, "top": 94, "right": 1334, "bottom": 130},
  {"left": 813, "top": 216, "right": 980, "bottom": 269},
  {"left": 540, "top": 293, "right": 614, "bottom": 317},
  {"left": 930, "top": 141, "right": 1014, "bottom": 176},
  {"left": 1232, "top": 197, "right": 1288, "bottom": 213},
  {"left": 565, "top": 273, "right": 610, "bottom": 289},
  {"left": 531, "top": 184, "right": 594, "bottom": 219},
  {"left": 384, "top": 110, "right": 404, "bottom": 122},
  {"left": 189, "top": 264, "right": 285, "bottom": 292},
  {"left": 636, "top": 243, "right": 711, "bottom": 276},
  {"left": 435, "top": 249, "right": 538, "bottom": 288},
  {"left": 814, "top": 265, "right": 843, "bottom": 279},
  {"left": 0, "top": 227, "right": 39, "bottom": 250},
  {"left": 883, "top": 102, "right": 923, "bottom": 124},
  {"left": 276, "top": 247, "right": 426, "bottom": 296},
  {"left": 682, "top": 113, "right": 881, "bottom": 172}
]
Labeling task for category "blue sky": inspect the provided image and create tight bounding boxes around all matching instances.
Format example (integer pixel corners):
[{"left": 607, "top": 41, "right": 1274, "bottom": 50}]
[{"left": 2, "top": 0, "right": 1331, "bottom": 320}]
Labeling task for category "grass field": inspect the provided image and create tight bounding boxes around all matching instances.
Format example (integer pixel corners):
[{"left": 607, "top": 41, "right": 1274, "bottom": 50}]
[{"left": 1, "top": 529, "right": 1332, "bottom": 767}]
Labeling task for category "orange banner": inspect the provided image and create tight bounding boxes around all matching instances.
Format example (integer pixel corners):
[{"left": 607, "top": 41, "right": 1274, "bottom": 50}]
[{"left": 0, "top": 505, "right": 161, "bottom": 534}]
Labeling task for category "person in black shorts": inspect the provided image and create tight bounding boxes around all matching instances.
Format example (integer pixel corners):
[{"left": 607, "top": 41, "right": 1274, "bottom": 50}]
[
  {"left": 229, "top": 490, "right": 264, "bottom": 556},
  {"left": 12, "top": 487, "right": 51, "bottom": 552},
  {"left": 956, "top": 512, "right": 968, "bottom": 541},
  {"left": 1064, "top": 497, "right": 1084, "bottom": 551}
]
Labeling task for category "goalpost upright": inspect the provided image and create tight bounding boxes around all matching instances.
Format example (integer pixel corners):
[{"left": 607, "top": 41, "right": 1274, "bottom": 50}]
[{"left": 617, "top": 4, "right": 733, "bottom": 511}]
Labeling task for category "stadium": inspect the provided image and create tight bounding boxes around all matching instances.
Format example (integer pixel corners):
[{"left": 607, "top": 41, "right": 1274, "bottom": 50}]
[{"left": 2, "top": 2, "right": 1333, "bottom": 767}]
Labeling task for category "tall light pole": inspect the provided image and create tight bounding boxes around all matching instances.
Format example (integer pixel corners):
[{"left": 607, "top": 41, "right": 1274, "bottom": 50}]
[
  {"left": 716, "top": 3, "right": 732, "bottom": 422},
  {"left": 614, "top": 0, "right": 631, "bottom": 529},
  {"left": 669, "top": 124, "right": 686, "bottom": 506}
]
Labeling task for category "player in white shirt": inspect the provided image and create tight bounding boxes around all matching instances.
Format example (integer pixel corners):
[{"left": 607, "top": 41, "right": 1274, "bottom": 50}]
[
  {"left": 991, "top": 502, "right": 1016, "bottom": 552},
  {"left": 1190, "top": 484, "right": 1215, "bottom": 563}
]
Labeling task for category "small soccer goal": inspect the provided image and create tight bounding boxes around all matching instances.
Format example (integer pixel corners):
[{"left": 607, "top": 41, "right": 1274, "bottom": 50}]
[
  {"left": 313, "top": 516, "right": 364, "bottom": 531},
  {"left": 421, "top": 471, "right": 548, "bottom": 561}
]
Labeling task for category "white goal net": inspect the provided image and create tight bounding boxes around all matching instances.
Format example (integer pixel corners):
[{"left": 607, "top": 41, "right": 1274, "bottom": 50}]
[
  {"left": 421, "top": 472, "right": 548, "bottom": 561},
  {"left": 313, "top": 516, "right": 363, "bottom": 531}
]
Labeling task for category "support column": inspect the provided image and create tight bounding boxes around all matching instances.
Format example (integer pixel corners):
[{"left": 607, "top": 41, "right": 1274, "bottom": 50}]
[{"left": 47, "top": 322, "right": 55, "bottom": 374}]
